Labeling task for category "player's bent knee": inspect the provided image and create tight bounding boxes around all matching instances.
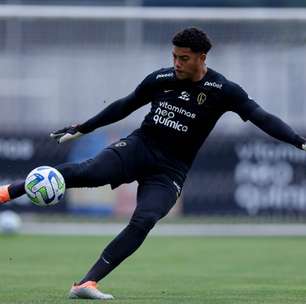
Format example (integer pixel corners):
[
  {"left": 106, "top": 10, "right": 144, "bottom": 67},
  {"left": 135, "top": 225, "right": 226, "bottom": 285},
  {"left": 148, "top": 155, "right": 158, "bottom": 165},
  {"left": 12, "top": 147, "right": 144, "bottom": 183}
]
[{"left": 130, "top": 212, "right": 161, "bottom": 233}]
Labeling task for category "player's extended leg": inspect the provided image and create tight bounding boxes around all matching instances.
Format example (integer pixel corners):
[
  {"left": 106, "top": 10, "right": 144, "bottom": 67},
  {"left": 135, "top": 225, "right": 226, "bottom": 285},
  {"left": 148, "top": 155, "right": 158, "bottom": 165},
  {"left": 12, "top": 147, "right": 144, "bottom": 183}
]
[
  {"left": 0, "top": 149, "right": 124, "bottom": 205},
  {"left": 70, "top": 174, "right": 179, "bottom": 299}
]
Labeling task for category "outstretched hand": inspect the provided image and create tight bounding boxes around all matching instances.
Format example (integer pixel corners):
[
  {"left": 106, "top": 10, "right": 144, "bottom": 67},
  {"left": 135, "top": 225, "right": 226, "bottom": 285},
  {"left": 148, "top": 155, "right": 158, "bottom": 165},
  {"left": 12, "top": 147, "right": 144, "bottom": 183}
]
[
  {"left": 302, "top": 144, "right": 306, "bottom": 151},
  {"left": 50, "top": 125, "right": 83, "bottom": 144}
]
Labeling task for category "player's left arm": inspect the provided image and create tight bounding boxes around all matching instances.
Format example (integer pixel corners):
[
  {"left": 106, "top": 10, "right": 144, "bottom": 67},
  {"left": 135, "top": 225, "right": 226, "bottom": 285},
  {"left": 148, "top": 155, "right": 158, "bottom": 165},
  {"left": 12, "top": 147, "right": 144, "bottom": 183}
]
[
  {"left": 247, "top": 106, "right": 306, "bottom": 150},
  {"left": 226, "top": 81, "right": 306, "bottom": 151}
]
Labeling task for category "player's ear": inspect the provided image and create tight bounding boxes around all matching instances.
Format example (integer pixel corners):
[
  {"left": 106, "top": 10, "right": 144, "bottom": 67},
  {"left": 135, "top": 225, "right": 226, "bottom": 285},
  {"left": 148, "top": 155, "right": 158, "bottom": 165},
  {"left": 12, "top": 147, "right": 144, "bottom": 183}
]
[
  {"left": 200, "top": 53, "right": 207, "bottom": 63},
  {"left": 197, "top": 52, "right": 206, "bottom": 64}
]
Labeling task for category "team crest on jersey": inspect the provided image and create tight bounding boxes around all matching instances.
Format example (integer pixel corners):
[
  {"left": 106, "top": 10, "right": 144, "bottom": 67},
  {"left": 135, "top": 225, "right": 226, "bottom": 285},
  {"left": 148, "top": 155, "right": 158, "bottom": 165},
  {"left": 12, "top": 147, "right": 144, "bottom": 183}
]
[{"left": 197, "top": 92, "right": 207, "bottom": 105}]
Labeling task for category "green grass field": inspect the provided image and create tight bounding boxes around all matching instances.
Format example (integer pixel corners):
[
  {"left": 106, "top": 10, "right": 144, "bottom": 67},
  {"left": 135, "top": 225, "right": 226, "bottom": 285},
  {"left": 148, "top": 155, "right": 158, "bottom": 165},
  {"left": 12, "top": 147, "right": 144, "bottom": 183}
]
[{"left": 0, "top": 235, "right": 306, "bottom": 304}]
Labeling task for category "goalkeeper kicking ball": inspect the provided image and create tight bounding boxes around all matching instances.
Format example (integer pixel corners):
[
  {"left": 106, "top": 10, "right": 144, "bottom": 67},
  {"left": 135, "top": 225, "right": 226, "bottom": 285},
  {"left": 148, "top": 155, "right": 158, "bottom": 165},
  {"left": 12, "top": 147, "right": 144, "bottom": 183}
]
[{"left": 25, "top": 166, "right": 65, "bottom": 207}]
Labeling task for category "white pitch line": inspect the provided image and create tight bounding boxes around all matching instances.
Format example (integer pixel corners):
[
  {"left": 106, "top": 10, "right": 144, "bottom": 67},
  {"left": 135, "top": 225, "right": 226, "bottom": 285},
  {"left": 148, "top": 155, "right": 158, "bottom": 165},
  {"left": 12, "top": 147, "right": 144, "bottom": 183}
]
[{"left": 20, "top": 223, "right": 306, "bottom": 236}]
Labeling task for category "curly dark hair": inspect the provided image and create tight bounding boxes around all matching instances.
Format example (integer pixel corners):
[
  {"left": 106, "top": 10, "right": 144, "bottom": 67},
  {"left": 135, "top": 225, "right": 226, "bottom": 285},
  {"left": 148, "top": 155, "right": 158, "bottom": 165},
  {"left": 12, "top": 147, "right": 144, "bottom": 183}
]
[{"left": 172, "top": 27, "right": 212, "bottom": 54}]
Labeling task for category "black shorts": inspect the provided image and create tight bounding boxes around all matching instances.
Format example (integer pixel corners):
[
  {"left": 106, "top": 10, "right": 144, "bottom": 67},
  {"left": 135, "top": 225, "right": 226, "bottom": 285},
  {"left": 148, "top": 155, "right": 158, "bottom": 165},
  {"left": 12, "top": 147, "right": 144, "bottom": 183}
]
[{"left": 106, "top": 134, "right": 186, "bottom": 197}]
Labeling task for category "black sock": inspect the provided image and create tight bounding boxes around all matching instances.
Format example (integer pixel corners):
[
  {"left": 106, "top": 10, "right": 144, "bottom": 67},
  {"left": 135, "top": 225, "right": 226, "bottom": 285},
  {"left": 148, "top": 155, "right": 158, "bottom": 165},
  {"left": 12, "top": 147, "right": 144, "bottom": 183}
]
[
  {"left": 79, "top": 223, "right": 149, "bottom": 284},
  {"left": 79, "top": 256, "right": 113, "bottom": 285},
  {"left": 8, "top": 181, "right": 26, "bottom": 199}
]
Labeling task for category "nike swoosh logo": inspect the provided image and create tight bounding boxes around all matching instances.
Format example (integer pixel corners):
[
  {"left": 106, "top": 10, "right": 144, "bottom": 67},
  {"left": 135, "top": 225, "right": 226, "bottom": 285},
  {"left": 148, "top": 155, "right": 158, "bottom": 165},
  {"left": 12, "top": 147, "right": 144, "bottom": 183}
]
[{"left": 164, "top": 90, "right": 173, "bottom": 93}]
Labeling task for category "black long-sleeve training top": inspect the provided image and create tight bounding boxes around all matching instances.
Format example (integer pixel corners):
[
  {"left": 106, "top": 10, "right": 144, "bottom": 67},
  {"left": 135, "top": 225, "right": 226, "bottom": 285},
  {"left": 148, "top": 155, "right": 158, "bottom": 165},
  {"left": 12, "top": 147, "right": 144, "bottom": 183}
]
[{"left": 78, "top": 67, "right": 305, "bottom": 168}]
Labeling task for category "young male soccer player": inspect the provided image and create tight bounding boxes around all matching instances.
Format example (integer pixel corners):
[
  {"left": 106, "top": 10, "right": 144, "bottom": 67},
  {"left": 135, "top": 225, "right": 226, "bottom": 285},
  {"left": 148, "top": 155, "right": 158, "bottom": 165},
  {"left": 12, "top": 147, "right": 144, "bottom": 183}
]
[{"left": 1, "top": 27, "right": 305, "bottom": 299}]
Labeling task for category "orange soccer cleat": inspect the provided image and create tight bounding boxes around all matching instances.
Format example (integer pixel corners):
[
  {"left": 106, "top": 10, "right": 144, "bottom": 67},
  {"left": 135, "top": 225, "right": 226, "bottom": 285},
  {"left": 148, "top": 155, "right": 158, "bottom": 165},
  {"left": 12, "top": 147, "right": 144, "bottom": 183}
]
[
  {"left": 68, "top": 281, "right": 114, "bottom": 300},
  {"left": 0, "top": 185, "right": 10, "bottom": 205}
]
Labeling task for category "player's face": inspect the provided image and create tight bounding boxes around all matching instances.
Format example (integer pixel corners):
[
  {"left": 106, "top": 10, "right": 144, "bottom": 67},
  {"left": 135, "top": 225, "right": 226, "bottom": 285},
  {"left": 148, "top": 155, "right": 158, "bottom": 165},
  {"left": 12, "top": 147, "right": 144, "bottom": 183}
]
[{"left": 172, "top": 46, "right": 206, "bottom": 81}]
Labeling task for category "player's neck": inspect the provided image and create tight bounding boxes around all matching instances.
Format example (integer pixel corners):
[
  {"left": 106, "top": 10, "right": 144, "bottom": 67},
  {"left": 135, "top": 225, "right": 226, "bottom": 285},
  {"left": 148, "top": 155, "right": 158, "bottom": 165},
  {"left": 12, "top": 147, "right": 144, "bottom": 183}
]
[{"left": 191, "top": 66, "right": 208, "bottom": 82}]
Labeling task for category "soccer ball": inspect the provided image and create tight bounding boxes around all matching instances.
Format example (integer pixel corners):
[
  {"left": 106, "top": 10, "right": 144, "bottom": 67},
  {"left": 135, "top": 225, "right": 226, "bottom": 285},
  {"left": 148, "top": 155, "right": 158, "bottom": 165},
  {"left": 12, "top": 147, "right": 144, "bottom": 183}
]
[
  {"left": 0, "top": 210, "right": 22, "bottom": 235},
  {"left": 25, "top": 166, "right": 65, "bottom": 207}
]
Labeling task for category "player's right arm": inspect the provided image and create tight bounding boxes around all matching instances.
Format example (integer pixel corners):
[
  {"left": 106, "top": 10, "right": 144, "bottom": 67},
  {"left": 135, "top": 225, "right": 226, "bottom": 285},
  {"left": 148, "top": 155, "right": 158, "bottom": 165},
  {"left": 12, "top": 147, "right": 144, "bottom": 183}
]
[{"left": 50, "top": 70, "right": 161, "bottom": 144}]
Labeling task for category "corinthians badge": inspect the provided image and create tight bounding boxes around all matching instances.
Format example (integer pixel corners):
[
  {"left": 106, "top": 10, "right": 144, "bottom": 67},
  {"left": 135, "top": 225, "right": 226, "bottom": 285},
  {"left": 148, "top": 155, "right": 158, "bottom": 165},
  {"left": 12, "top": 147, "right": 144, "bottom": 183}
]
[{"left": 197, "top": 92, "right": 207, "bottom": 105}]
